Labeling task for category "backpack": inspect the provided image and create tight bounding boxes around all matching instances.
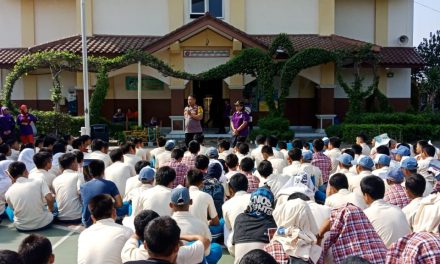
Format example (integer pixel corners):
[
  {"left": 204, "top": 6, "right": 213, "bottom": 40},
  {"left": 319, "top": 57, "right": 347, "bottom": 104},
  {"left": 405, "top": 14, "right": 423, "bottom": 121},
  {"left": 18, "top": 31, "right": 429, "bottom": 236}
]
[{"left": 202, "top": 178, "right": 225, "bottom": 218}]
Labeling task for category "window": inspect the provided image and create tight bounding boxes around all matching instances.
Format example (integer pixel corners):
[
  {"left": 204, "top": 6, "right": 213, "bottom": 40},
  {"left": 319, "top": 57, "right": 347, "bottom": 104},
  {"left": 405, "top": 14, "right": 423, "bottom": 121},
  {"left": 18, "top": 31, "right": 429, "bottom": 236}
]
[{"left": 190, "top": 0, "right": 223, "bottom": 19}]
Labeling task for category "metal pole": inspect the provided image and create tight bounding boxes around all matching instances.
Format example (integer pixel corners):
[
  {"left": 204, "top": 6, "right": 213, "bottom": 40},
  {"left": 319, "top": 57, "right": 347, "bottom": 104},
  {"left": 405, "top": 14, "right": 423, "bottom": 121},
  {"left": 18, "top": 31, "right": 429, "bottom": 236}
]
[
  {"left": 138, "top": 61, "right": 142, "bottom": 127},
  {"left": 81, "top": 0, "right": 90, "bottom": 135}
]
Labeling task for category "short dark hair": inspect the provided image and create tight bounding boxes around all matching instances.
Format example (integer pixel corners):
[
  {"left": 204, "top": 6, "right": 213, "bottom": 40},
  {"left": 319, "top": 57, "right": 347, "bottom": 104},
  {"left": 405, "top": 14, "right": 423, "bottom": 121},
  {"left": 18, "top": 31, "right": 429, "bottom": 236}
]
[
  {"left": 121, "top": 142, "right": 135, "bottom": 154},
  {"left": 135, "top": 160, "right": 151, "bottom": 174},
  {"left": 80, "top": 135, "right": 91, "bottom": 143},
  {"left": 155, "top": 166, "right": 176, "bottom": 186},
  {"left": 134, "top": 210, "right": 159, "bottom": 241},
  {"left": 157, "top": 136, "right": 167, "bottom": 147},
  {"left": 195, "top": 155, "right": 209, "bottom": 170},
  {"left": 171, "top": 148, "right": 184, "bottom": 160},
  {"left": 8, "top": 162, "right": 27, "bottom": 179},
  {"left": 33, "top": 151, "right": 52, "bottom": 169},
  {"left": 91, "top": 139, "right": 106, "bottom": 152},
  {"left": 405, "top": 174, "right": 426, "bottom": 197},
  {"left": 266, "top": 136, "right": 278, "bottom": 148},
  {"left": 360, "top": 175, "right": 385, "bottom": 200},
  {"left": 255, "top": 135, "right": 266, "bottom": 145},
  {"left": 329, "top": 173, "right": 349, "bottom": 191},
  {"left": 218, "top": 139, "right": 230, "bottom": 150},
  {"left": 229, "top": 173, "right": 248, "bottom": 192},
  {"left": 257, "top": 160, "right": 273, "bottom": 177},
  {"left": 133, "top": 137, "right": 143, "bottom": 145},
  {"left": 288, "top": 148, "right": 302, "bottom": 161},
  {"left": 261, "top": 145, "right": 273, "bottom": 156},
  {"left": 109, "top": 148, "right": 124, "bottom": 162},
  {"left": 357, "top": 134, "right": 367, "bottom": 142},
  {"left": 288, "top": 192, "right": 310, "bottom": 201},
  {"left": 0, "top": 153, "right": 6, "bottom": 161},
  {"left": 52, "top": 141, "right": 66, "bottom": 155},
  {"left": 343, "top": 149, "right": 355, "bottom": 159},
  {"left": 18, "top": 234, "right": 52, "bottom": 264},
  {"left": 278, "top": 141, "right": 287, "bottom": 150},
  {"left": 417, "top": 140, "right": 429, "bottom": 148},
  {"left": 72, "top": 138, "right": 83, "bottom": 150},
  {"left": 0, "top": 250, "right": 23, "bottom": 264},
  {"left": 240, "top": 157, "right": 254, "bottom": 172},
  {"left": 341, "top": 256, "right": 372, "bottom": 264},
  {"left": 193, "top": 134, "right": 204, "bottom": 144},
  {"left": 238, "top": 143, "right": 250, "bottom": 155},
  {"left": 43, "top": 136, "right": 57, "bottom": 147},
  {"left": 88, "top": 194, "right": 114, "bottom": 220},
  {"left": 187, "top": 168, "right": 204, "bottom": 186},
  {"left": 292, "top": 139, "right": 303, "bottom": 149},
  {"left": 376, "top": 145, "right": 390, "bottom": 156},
  {"left": 313, "top": 139, "right": 324, "bottom": 151},
  {"left": 188, "top": 140, "right": 200, "bottom": 154},
  {"left": 423, "top": 145, "right": 436, "bottom": 157},
  {"left": 63, "top": 134, "right": 72, "bottom": 142},
  {"left": 72, "top": 149, "right": 84, "bottom": 163},
  {"left": 144, "top": 216, "right": 180, "bottom": 257},
  {"left": 88, "top": 159, "right": 105, "bottom": 178},
  {"left": 58, "top": 153, "right": 77, "bottom": 170},
  {"left": 239, "top": 249, "right": 277, "bottom": 264},
  {"left": 0, "top": 144, "right": 10, "bottom": 155},
  {"left": 351, "top": 144, "right": 363, "bottom": 155},
  {"left": 225, "top": 154, "right": 239, "bottom": 168}
]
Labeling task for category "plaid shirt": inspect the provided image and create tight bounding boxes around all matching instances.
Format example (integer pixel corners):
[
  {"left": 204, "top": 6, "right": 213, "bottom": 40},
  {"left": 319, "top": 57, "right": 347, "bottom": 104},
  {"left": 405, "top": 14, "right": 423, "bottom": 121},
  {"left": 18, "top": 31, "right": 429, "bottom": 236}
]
[
  {"left": 311, "top": 152, "right": 332, "bottom": 183},
  {"left": 384, "top": 184, "right": 410, "bottom": 209},
  {"left": 433, "top": 181, "right": 440, "bottom": 193},
  {"left": 244, "top": 172, "right": 260, "bottom": 193},
  {"left": 265, "top": 241, "right": 313, "bottom": 264},
  {"left": 166, "top": 159, "right": 189, "bottom": 189},
  {"left": 320, "top": 203, "right": 387, "bottom": 264},
  {"left": 182, "top": 153, "right": 197, "bottom": 169},
  {"left": 386, "top": 232, "right": 440, "bottom": 264}
]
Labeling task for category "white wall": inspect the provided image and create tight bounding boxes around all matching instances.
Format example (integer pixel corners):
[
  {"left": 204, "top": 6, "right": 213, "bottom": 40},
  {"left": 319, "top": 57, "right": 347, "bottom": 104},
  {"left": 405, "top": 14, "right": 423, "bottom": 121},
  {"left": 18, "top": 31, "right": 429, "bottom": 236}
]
[
  {"left": 388, "top": 0, "right": 413, "bottom": 46},
  {"left": 245, "top": 0, "right": 319, "bottom": 34},
  {"left": 387, "top": 68, "right": 411, "bottom": 98},
  {"left": 34, "top": 0, "right": 76, "bottom": 44},
  {"left": 36, "top": 72, "right": 76, "bottom": 100},
  {"left": 335, "top": 0, "right": 375, "bottom": 43},
  {"left": 334, "top": 68, "right": 375, "bottom": 99},
  {"left": 0, "top": 0, "right": 22, "bottom": 48},
  {"left": 93, "top": 0, "right": 169, "bottom": 35}
]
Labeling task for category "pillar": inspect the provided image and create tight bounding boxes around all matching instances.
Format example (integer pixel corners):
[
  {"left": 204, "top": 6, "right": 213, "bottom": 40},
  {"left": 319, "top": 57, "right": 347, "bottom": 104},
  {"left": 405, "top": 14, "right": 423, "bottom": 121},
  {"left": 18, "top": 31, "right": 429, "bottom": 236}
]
[
  {"left": 375, "top": 0, "right": 388, "bottom": 46},
  {"left": 319, "top": 0, "right": 335, "bottom": 36},
  {"left": 170, "top": 86, "right": 185, "bottom": 116}
]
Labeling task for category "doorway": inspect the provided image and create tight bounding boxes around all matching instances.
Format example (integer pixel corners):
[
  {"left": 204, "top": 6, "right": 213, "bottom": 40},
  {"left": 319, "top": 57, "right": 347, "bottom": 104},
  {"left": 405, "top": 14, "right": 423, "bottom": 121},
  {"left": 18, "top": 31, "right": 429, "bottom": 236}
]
[{"left": 192, "top": 80, "right": 224, "bottom": 130}]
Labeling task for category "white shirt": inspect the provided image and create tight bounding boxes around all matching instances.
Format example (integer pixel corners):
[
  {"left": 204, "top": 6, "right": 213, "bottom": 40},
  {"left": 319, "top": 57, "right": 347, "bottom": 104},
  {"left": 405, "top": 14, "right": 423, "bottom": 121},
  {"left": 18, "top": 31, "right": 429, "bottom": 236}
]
[
  {"left": 402, "top": 197, "right": 422, "bottom": 228},
  {"left": 155, "top": 150, "right": 171, "bottom": 169},
  {"left": 372, "top": 166, "right": 390, "bottom": 180},
  {"left": 124, "top": 154, "right": 141, "bottom": 170},
  {"left": 105, "top": 161, "right": 136, "bottom": 195},
  {"left": 121, "top": 237, "right": 205, "bottom": 264},
  {"left": 222, "top": 191, "right": 251, "bottom": 232},
  {"left": 126, "top": 184, "right": 153, "bottom": 217},
  {"left": 150, "top": 147, "right": 165, "bottom": 160},
  {"left": 219, "top": 149, "right": 232, "bottom": 161},
  {"left": 268, "top": 156, "right": 288, "bottom": 175},
  {"left": 0, "top": 177, "right": 12, "bottom": 214},
  {"left": 324, "top": 148, "right": 342, "bottom": 175},
  {"left": 5, "top": 177, "right": 53, "bottom": 231},
  {"left": 52, "top": 169, "right": 82, "bottom": 221},
  {"left": 225, "top": 169, "right": 240, "bottom": 181},
  {"left": 259, "top": 174, "right": 290, "bottom": 198},
  {"left": 364, "top": 199, "right": 411, "bottom": 247},
  {"left": 189, "top": 186, "right": 218, "bottom": 224},
  {"left": 86, "top": 150, "right": 112, "bottom": 168},
  {"left": 348, "top": 170, "right": 372, "bottom": 197},
  {"left": 325, "top": 189, "right": 367, "bottom": 209},
  {"left": 307, "top": 201, "right": 331, "bottom": 229},
  {"left": 136, "top": 147, "right": 149, "bottom": 161},
  {"left": 78, "top": 218, "right": 133, "bottom": 264},
  {"left": 417, "top": 157, "right": 436, "bottom": 196},
  {"left": 140, "top": 185, "right": 172, "bottom": 216},
  {"left": 272, "top": 148, "right": 285, "bottom": 160},
  {"left": 29, "top": 168, "right": 56, "bottom": 191},
  {"left": 360, "top": 143, "right": 371, "bottom": 157},
  {"left": 251, "top": 145, "right": 264, "bottom": 167},
  {"left": 280, "top": 149, "right": 289, "bottom": 160},
  {"left": 125, "top": 176, "right": 143, "bottom": 199}
]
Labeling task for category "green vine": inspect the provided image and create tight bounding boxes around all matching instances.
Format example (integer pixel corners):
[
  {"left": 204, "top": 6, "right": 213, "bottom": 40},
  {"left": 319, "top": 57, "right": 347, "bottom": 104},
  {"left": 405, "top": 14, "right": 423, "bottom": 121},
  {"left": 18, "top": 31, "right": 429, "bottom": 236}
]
[{"left": 268, "top": 33, "right": 295, "bottom": 58}]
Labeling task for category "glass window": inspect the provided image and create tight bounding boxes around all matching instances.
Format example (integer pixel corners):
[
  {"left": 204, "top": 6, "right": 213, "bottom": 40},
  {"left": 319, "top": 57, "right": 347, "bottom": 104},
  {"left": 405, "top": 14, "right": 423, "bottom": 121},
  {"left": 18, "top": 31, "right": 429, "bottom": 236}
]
[
  {"left": 190, "top": 0, "right": 223, "bottom": 18},
  {"left": 191, "top": 0, "right": 205, "bottom": 13},
  {"left": 209, "top": 0, "right": 223, "bottom": 18}
]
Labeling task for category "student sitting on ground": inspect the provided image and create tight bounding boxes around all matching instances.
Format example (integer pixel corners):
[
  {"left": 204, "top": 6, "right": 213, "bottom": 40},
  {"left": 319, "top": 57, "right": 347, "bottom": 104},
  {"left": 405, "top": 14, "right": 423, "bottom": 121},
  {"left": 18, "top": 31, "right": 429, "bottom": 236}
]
[
  {"left": 18, "top": 234, "right": 54, "bottom": 264},
  {"left": 86, "top": 139, "right": 111, "bottom": 168},
  {"left": 384, "top": 168, "right": 411, "bottom": 209},
  {"left": 402, "top": 174, "right": 426, "bottom": 227},
  {"left": 125, "top": 160, "right": 150, "bottom": 199},
  {"left": 105, "top": 148, "right": 136, "bottom": 196},
  {"left": 29, "top": 151, "right": 56, "bottom": 193}
]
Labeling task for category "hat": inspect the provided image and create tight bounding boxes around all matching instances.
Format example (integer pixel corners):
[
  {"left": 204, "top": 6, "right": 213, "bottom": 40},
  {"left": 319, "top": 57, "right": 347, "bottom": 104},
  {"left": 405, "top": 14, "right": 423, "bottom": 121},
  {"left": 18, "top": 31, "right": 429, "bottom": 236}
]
[
  {"left": 82, "top": 159, "right": 94, "bottom": 167},
  {"left": 391, "top": 145, "right": 410, "bottom": 157},
  {"left": 207, "top": 147, "right": 219, "bottom": 159},
  {"left": 207, "top": 162, "right": 222, "bottom": 179},
  {"left": 322, "top": 137, "right": 329, "bottom": 145},
  {"left": 301, "top": 150, "right": 313, "bottom": 161},
  {"left": 234, "top": 100, "right": 244, "bottom": 106},
  {"left": 171, "top": 187, "right": 190, "bottom": 205},
  {"left": 374, "top": 133, "right": 391, "bottom": 148},
  {"left": 337, "top": 153, "right": 353, "bottom": 166},
  {"left": 400, "top": 157, "right": 418, "bottom": 170},
  {"left": 164, "top": 140, "right": 176, "bottom": 151},
  {"left": 373, "top": 154, "right": 391, "bottom": 166},
  {"left": 138, "top": 166, "right": 155, "bottom": 182},
  {"left": 386, "top": 167, "right": 405, "bottom": 183},
  {"left": 352, "top": 155, "right": 374, "bottom": 170}
]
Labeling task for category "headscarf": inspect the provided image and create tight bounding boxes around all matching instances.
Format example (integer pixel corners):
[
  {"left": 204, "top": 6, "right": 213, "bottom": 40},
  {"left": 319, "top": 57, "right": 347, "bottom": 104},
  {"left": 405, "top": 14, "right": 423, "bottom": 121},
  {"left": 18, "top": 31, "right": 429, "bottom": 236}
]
[
  {"left": 0, "top": 160, "right": 13, "bottom": 192},
  {"left": 276, "top": 171, "right": 316, "bottom": 200},
  {"left": 18, "top": 148, "right": 35, "bottom": 172},
  {"left": 20, "top": 104, "right": 29, "bottom": 123},
  {"left": 245, "top": 187, "right": 274, "bottom": 219},
  {"left": 320, "top": 204, "right": 387, "bottom": 264},
  {"left": 0, "top": 106, "right": 10, "bottom": 117},
  {"left": 271, "top": 199, "right": 321, "bottom": 263},
  {"left": 386, "top": 232, "right": 440, "bottom": 264}
]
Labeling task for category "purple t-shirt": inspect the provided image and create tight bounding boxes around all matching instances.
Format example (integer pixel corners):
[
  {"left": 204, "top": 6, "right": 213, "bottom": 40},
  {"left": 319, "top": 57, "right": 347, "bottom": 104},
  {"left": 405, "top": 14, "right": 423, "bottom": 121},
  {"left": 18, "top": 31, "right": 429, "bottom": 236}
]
[
  {"left": 231, "top": 111, "right": 250, "bottom": 136},
  {"left": 17, "top": 113, "right": 37, "bottom": 136}
]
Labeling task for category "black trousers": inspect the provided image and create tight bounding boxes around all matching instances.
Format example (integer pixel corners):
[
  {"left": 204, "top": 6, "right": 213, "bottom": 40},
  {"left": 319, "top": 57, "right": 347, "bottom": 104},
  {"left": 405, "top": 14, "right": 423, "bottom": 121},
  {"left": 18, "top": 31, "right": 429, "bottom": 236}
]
[{"left": 185, "top": 132, "right": 202, "bottom": 147}]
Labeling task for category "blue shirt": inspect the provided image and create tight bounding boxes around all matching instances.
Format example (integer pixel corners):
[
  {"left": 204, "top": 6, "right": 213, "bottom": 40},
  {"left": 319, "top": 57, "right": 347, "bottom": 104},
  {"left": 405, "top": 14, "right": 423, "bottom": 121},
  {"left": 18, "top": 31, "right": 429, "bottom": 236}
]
[{"left": 80, "top": 178, "right": 119, "bottom": 227}]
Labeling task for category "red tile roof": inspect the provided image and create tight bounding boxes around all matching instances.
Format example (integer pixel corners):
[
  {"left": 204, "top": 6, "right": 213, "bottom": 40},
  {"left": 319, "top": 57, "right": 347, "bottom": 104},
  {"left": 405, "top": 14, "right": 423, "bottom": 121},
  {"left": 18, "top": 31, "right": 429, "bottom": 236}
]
[
  {"left": 381, "top": 47, "right": 424, "bottom": 67},
  {"left": 0, "top": 48, "right": 28, "bottom": 68}
]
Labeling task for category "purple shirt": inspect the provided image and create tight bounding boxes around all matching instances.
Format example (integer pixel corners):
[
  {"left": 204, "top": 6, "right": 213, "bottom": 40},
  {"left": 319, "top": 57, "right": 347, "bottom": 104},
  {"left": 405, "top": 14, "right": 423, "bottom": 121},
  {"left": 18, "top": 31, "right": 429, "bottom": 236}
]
[
  {"left": 17, "top": 113, "right": 37, "bottom": 136},
  {"left": 231, "top": 111, "right": 250, "bottom": 137}
]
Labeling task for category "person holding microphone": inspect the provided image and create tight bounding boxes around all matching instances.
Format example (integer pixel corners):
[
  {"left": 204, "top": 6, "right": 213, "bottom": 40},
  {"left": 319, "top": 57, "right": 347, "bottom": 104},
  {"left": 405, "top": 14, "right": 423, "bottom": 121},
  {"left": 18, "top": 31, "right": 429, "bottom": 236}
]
[{"left": 184, "top": 95, "right": 204, "bottom": 147}]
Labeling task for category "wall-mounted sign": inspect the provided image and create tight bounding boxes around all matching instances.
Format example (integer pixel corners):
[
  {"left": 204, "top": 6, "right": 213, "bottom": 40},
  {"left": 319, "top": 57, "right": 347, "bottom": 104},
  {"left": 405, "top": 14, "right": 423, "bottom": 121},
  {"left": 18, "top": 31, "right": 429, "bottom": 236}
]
[
  {"left": 125, "top": 76, "right": 164, "bottom": 91},
  {"left": 183, "top": 50, "right": 230, "bottom": 58}
]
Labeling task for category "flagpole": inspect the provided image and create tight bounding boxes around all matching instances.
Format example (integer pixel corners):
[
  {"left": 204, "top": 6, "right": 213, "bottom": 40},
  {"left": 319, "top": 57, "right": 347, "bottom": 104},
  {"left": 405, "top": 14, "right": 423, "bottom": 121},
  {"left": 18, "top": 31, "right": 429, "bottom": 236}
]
[{"left": 80, "top": 0, "right": 90, "bottom": 135}]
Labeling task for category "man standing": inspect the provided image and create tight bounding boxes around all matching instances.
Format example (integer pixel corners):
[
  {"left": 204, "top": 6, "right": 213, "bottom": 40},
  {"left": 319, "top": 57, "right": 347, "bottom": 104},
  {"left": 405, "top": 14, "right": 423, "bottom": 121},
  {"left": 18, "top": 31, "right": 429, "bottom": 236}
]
[{"left": 184, "top": 95, "right": 203, "bottom": 147}]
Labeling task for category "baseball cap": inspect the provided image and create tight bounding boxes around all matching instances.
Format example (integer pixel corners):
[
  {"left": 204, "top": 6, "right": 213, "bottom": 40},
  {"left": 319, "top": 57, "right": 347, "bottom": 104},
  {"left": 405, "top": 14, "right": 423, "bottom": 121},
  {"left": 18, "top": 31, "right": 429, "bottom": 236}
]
[
  {"left": 322, "top": 137, "right": 329, "bottom": 145},
  {"left": 337, "top": 153, "right": 353, "bottom": 166},
  {"left": 400, "top": 157, "right": 418, "bottom": 170},
  {"left": 391, "top": 145, "right": 410, "bottom": 157},
  {"left": 207, "top": 162, "right": 222, "bottom": 179},
  {"left": 374, "top": 133, "right": 391, "bottom": 148},
  {"left": 352, "top": 155, "right": 374, "bottom": 170},
  {"left": 301, "top": 150, "right": 313, "bottom": 161},
  {"left": 138, "top": 166, "right": 155, "bottom": 182},
  {"left": 386, "top": 167, "right": 405, "bottom": 183},
  {"left": 373, "top": 154, "right": 391, "bottom": 166},
  {"left": 207, "top": 147, "right": 219, "bottom": 159},
  {"left": 171, "top": 186, "right": 190, "bottom": 205},
  {"left": 164, "top": 140, "right": 176, "bottom": 151}
]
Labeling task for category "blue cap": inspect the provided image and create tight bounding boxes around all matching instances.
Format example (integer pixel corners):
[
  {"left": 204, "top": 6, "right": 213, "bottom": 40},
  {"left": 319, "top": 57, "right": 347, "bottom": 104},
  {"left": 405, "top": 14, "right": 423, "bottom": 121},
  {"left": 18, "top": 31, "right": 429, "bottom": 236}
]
[
  {"left": 400, "top": 157, "right": 418, "bottom": 170},
  {"left": 301, "top": 150, "right": 313, "bottom": 161},
  {"left": 207, "top": 162, "right": 222, "bottom": 179},
  {"left": 165, "top": 140, "right": 176, "bottom": 151},
  {"left": 322, "top": 137, "right": 329, "bottom": 145},
  {"left": 138, "top": 166, "right": 155, "bottom": 182},
  {"left": 391, "top": 145, "right": 410, "bottom": 157},
  {"left": 352, "top": 155, "right": 374, "bottom": 170},
  {"left": 171, "top": 187, "right": 190, "bottom": 205},
  {"left": 387, "top": 167, "right": 405, "bottom": 183},
  {"left": 374, "top": 154, "right": 391, "bottom": 166},
  {"left": 337, "top": 153, "right": 353, "bottom": 166},
  {"left": 207, "top": 147, "right": 219, "bottom": 158}
]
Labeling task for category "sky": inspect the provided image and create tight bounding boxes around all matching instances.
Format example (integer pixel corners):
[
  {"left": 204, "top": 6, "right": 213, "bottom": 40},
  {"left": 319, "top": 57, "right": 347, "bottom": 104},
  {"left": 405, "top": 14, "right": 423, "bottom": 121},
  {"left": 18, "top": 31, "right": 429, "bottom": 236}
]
[{"left": 413, "top": 0, "right": 440, "bottom": 46}]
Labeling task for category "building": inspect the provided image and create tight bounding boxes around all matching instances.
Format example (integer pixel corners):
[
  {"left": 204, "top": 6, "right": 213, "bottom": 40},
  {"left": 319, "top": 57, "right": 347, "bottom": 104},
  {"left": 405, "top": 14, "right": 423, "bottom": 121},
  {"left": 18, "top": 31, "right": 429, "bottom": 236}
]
[{"left": 0, "top": 0, "right": 423, "bottom": 130}]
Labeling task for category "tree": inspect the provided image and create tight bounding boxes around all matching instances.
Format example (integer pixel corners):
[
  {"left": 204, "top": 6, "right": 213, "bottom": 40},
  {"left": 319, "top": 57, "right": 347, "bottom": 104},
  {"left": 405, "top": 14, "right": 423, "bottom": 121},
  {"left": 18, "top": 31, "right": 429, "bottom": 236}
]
[{"left": 420, "top": 66, "right": 440, "bottom": 112}]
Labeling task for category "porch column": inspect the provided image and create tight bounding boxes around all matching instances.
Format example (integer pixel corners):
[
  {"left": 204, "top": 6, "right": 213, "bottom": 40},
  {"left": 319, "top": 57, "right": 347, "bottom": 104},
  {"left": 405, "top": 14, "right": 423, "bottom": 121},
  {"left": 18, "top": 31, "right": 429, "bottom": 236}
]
[
  {"left": 170, "top": 86, "right": 185, "bottom": 116},
  {"left": 316, "top": 63, "right": 336, "bottom": 129}
]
